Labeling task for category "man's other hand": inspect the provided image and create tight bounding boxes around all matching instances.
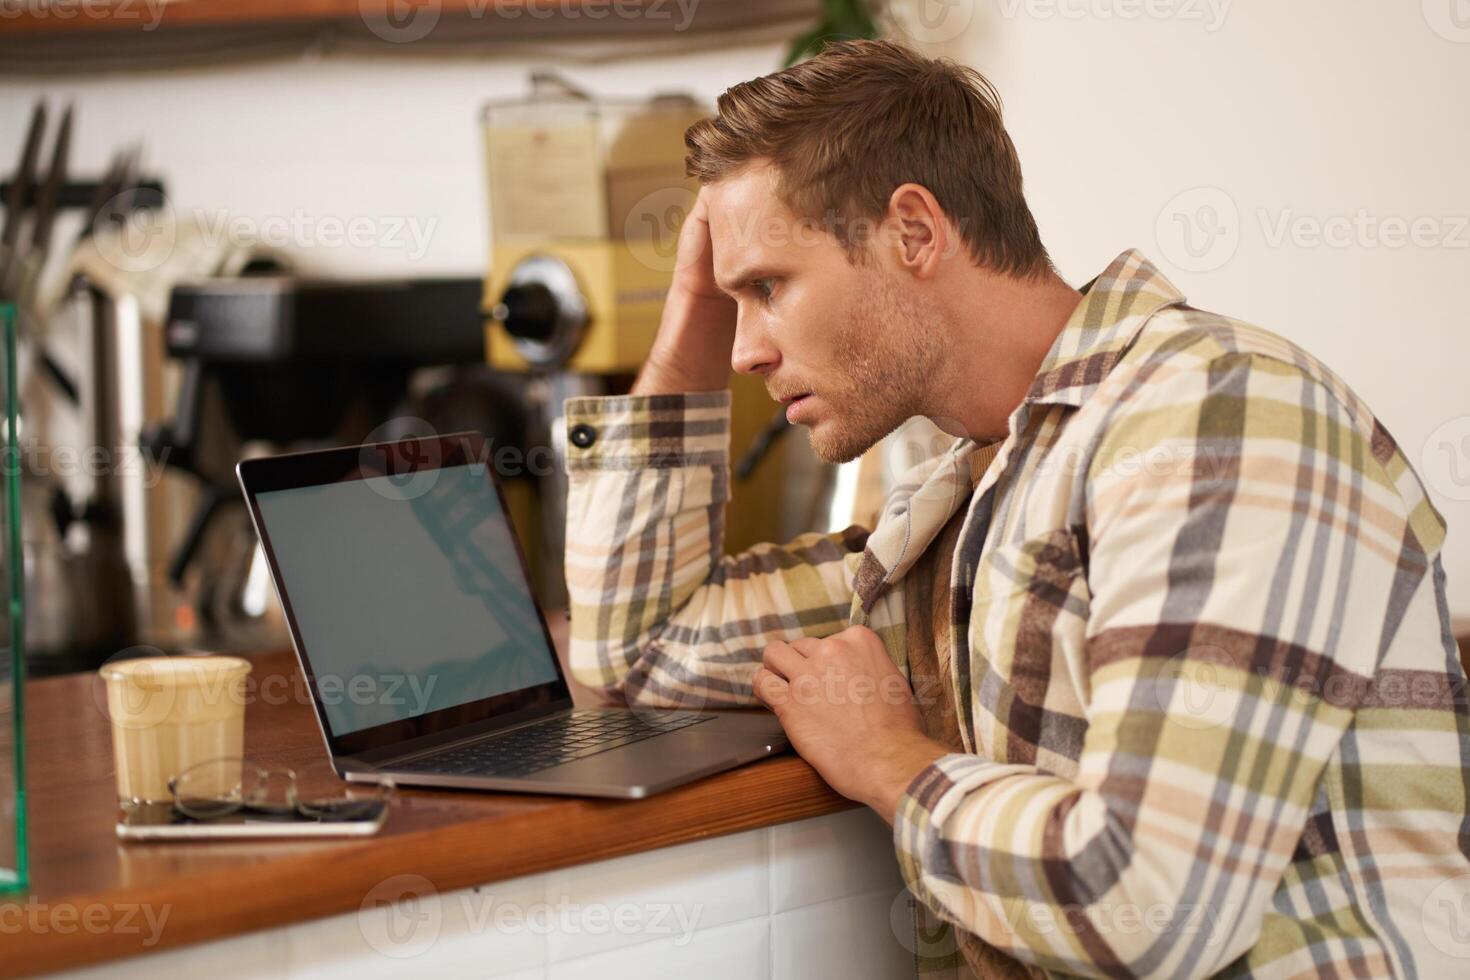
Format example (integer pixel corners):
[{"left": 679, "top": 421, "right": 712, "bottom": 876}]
[{"left": 754, "top": 625, "right": 949, "bottom": 824}]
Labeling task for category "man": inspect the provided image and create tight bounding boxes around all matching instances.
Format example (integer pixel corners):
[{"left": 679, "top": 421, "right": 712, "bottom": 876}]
[{"left": 562, "top": 39, "right": 1470, "bottom": 978}]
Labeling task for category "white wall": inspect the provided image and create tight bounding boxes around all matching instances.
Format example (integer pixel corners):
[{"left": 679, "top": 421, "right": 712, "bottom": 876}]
[
  {"left": 0, "top": 42, "right": 792, "bottom": 278},
  {"left": 2, "top": 4, "right": 1466, "bottom": 613},
  {"left": 915, "top": 0, "right": 1470, "bottom": 615}
]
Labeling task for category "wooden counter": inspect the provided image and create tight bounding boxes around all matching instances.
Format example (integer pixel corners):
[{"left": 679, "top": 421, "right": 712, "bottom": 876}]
[
  {"left": 4, "top": 642, "right": 850, "bottom": 977},
  {"left": 12, "top": 622, "right": 1466, "bottom": 976}
]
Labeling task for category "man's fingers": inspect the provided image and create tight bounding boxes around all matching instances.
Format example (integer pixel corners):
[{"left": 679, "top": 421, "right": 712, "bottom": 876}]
[
  {"left": 689, "top": 186, "right": 711, "bottom": 225},
  {"left": 752, "top": 667, "right": 788, "bottom": 708},
  {"left": 762, "top": 641, "right": 809, "bottom": 680},
  {"left": 789, "top": 637, "right": 825, "bottom": 657}
]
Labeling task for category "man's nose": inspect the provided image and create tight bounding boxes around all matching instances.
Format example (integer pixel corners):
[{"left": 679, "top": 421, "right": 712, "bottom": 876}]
[{"left": 731, "top": 313, "right": 779, "bottom": 376}]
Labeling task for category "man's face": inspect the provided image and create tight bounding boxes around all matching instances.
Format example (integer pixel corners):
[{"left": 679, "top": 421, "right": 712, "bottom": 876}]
[{"left": 704, "top": 164, "right": 942, "bottom": 464}]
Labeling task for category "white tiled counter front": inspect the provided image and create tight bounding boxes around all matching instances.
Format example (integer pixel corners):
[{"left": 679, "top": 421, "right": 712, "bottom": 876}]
[{"left": 54, "top": 809, "right": 915, "bottom": 980}]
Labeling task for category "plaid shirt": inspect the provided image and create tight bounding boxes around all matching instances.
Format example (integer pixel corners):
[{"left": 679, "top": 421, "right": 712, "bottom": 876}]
[{"left": 563, "top": 249, "right": 1470, "bottom": 978}]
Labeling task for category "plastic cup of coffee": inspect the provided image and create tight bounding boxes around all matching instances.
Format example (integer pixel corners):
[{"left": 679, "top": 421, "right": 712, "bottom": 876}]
[{"left": 100, "top": 656, "right": 252, "bottom": 806}]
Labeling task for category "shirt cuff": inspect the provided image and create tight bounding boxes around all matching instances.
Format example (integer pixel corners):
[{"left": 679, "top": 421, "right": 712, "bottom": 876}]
[
  {"left": 893, "top": 753, "right": 1026, "bottom": 899},
  {"left": 563, "top": 391, "right": 732, "bottom": 472}
]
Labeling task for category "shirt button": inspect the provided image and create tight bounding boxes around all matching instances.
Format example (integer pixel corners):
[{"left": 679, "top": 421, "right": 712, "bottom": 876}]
[{"left": 569, "top": 423, "right": 597, "bottom": 449}]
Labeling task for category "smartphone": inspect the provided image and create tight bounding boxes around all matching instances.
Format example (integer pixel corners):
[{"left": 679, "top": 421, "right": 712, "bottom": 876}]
[{"left": 116, "top": 802, "right": 388, "bottom": 841}]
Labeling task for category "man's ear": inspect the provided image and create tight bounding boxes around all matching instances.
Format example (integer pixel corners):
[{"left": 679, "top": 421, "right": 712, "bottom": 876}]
[{"left": 886, "top": 183, "right": 949, "bottom": 278}]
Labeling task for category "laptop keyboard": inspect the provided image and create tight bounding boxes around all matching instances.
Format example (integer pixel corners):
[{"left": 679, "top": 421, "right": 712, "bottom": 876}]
[{"left": 393, "top": 710, "right": 714, "bottom": 779}]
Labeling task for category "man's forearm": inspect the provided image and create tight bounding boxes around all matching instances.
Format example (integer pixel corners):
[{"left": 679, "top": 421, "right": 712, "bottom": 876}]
[
  {"left": 861, "top": 732, "right": 951, "bottom": 827},
  {"left": 563, "top": 388, "right": 865, "bottom": 707}
]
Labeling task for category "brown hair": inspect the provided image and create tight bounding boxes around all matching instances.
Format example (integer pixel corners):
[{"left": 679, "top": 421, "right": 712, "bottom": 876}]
[{"left": 685, "top": 39, "right": 1049, "bottom": 279}]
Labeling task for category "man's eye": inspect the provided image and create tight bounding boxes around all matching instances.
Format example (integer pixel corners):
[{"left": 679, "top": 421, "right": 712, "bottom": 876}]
[{"left": 751, "top": 278, "right": 776, "bottom": 300}]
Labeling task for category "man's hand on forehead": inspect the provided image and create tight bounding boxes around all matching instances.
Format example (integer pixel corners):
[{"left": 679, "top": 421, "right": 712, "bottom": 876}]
[{"left": 631, "top": 188, "right": 738, "bottom": 396}]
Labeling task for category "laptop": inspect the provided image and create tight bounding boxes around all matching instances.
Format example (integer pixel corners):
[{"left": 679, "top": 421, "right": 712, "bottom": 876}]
[{"left": 236, "top": 431, "right": 787, "bottom": 799}]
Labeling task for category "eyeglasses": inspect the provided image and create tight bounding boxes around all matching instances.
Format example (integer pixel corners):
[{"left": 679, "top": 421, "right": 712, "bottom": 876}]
[{"left": 168, "top": 757, "right": 395, "bottom": 823}]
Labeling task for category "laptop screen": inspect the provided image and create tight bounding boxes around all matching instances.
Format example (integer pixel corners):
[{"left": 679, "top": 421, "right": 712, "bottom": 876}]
[{"left": 246, "top": 444, "right": 566, "bottom": 749}]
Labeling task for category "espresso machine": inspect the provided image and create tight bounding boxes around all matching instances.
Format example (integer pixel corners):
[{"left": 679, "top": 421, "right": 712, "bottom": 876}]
[{"left": 143, "top": 276, "right": 491, "bottom": 650}]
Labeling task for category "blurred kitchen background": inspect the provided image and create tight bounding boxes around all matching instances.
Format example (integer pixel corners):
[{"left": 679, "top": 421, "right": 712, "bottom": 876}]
[{"left": 0, "top": 1, "right": 1466, "bottom": 676}]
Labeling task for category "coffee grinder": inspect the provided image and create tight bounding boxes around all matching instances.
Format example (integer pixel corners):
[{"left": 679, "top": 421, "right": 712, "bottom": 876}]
[{"left": 482, "top": 74, "right": 793, "bottom": 607}]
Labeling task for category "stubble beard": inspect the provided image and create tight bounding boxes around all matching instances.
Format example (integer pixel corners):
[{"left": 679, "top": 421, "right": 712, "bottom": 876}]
[{"left": 805, "top": 274, "right": 944, "bottom": 465}]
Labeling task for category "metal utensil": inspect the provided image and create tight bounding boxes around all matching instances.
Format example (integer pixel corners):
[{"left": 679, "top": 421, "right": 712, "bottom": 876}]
[
  {"left": 77, "top": 150, "right": 125, "bottom": 244},
  {"left": 0, "top": 101, "right": 46, "bottom": 297},
  {"left": 1, "top": 102, "right": 79, "bottom": 402},
  {"left": 24, "top": 105, "right": 69, "bottom": 287}
]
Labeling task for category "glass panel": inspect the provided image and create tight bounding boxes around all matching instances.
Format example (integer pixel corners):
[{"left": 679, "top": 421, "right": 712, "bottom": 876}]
[{"left": 0, "top": 302, "right": 26, "bottom": 892}]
